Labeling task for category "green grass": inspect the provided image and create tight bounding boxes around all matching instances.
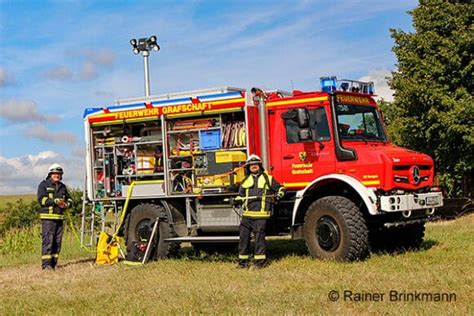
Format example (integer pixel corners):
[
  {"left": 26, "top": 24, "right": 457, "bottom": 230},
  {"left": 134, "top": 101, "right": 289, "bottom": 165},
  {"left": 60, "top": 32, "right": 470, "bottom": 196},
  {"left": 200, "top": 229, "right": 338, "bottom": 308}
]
[{"left": 0, "top": 214, "right": 472, "bottom": 314}]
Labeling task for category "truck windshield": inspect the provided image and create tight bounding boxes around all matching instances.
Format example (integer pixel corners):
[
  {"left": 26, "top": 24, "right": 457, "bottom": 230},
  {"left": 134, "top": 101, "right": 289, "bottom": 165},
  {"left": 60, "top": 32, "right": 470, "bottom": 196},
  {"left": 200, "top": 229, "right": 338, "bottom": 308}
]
[{"left": 336, "top": 104, "right": 387, "bottom": 141}]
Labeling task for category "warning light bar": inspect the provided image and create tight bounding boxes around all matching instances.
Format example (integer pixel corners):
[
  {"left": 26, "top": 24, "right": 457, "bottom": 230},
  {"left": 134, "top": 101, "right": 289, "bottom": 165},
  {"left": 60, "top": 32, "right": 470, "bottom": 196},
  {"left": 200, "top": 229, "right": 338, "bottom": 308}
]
[{"left": 320, "top": 76, "right": 375, "bottom": 95}]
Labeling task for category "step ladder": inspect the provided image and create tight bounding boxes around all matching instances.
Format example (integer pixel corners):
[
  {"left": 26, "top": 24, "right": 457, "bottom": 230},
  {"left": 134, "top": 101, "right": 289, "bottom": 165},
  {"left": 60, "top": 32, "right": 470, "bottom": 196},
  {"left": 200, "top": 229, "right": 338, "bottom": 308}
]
[{"left": 80, "top": 199, "right": 123, "bottom": 248}]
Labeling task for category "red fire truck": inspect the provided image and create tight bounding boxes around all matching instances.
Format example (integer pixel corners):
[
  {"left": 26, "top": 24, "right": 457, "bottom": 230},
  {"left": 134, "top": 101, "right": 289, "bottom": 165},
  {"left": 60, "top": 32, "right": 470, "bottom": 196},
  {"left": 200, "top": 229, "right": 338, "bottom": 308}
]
[{"left": 82, "top": 77, "right": 443, "bottom": 261}]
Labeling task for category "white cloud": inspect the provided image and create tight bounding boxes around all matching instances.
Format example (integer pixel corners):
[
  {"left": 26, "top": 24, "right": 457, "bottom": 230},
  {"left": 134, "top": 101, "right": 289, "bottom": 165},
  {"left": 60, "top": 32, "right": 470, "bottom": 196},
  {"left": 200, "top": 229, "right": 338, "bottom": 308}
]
[
  {"left": 82, "top": 49, "right": 116, "bottom": 66},
  {"left": 359, "top": 69, "right": 394, "bottom": 102},
  {"left": 24, "top": 125, "right": 77, "bottom": 144},
  {"left": 78, "top": 62, "right": 98, "bottom": 80},
  {"left": 40, "top": 50, "right": 115, "bottom": 82},
  {"left": 0, "top": 99, "right": 61, "bottom": 122},
  {"left": 0, "top": 151, "right": 83, "bottom": 194},
  {"left": 42, "top": 66, "right": 73, "bottom": 81},
  {"left": 0, "top": 68, "right": 15, "bottom": 86}
]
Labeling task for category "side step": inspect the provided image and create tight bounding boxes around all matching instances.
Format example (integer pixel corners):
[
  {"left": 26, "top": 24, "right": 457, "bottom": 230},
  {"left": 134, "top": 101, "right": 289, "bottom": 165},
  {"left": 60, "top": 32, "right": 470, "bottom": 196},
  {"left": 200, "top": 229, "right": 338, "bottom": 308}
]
[{"left": 164, "top": 236, "right": 239, "bottom": 243}]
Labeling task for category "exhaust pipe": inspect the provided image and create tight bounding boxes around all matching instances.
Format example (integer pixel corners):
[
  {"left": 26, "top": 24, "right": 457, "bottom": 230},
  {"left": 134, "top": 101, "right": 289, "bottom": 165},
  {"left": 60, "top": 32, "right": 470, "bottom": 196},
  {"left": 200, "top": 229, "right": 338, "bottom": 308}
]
[
  {"left": 251, "top": 87, "right": 270, "bottom": 171},
  {"left": 426, "top": 208, "right": 435, "bottom": 215},
  {"left": 402, "top": 210, "right": 412, "bottom": 218}
]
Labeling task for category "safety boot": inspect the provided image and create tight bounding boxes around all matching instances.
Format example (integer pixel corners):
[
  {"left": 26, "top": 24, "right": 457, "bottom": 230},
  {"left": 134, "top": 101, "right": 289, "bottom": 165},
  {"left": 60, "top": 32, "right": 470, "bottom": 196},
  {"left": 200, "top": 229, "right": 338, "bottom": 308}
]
[
  {"left": 254, "top": 259, "right": 268, "bottom": 269},
  {"left": 236, "top": 260, "right": 249, "bottom": 269}
]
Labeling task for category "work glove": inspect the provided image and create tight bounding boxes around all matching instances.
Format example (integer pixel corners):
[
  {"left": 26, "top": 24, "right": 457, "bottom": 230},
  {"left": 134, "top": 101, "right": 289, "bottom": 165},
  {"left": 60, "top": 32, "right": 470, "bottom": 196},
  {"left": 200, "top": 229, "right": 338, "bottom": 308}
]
[
  {"left": 54, "top": 198, "right": 67, "bottom": 209},
  {"left": 276, "top": 191, "right": 285, "bottom": 202},
  {"left": 232, "top": 197, "right": 243, "bottom": 206}
]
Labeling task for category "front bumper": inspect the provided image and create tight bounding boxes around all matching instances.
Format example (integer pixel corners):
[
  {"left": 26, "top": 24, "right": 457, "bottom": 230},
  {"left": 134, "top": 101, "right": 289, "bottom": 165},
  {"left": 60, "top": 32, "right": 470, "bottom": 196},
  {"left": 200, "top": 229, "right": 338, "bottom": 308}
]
[{"left": 380, "top": 192, "right": 443, "bottom": 212}]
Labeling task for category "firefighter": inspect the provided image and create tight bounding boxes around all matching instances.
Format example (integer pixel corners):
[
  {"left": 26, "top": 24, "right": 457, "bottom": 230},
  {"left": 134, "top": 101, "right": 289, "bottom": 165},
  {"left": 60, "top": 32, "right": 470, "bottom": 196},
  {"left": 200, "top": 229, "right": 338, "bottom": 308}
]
[
  {"left": 235, "top": 154, "right": 285, "bottom": 269},
  {"left": 37, "top": 163, "right": 73, "bottom": 270}
]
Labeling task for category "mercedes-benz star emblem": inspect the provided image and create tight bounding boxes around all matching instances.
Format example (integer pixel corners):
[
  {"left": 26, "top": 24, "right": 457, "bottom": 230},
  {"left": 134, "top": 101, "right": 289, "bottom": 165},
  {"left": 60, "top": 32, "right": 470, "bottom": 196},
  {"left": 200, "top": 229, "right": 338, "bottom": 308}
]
[{"left": 411, "top": 165, "right": 421, "bottom": 184}]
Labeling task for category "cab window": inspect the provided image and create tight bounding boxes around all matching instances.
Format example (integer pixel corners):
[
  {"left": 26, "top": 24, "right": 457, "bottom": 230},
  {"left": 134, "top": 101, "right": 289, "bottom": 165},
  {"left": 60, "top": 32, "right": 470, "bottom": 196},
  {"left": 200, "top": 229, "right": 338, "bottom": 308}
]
[{"left": 283, "top": 107, "right": 330, "bottom": 144}]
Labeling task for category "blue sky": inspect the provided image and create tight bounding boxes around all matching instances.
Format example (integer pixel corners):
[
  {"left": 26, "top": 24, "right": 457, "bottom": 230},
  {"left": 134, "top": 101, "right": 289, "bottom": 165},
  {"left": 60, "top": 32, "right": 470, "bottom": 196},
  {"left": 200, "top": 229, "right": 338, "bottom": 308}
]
[{"left": 0, "top": 0, "right": 416, "bottom": 194}]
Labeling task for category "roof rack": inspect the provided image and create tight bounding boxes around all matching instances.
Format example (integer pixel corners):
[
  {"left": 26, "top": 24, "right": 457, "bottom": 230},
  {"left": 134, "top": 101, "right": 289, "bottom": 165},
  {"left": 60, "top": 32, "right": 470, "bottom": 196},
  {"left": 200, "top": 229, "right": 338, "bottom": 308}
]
[
  {"left": 114, "top": 86, "right": 245, "bottom": 106},
  {"left": 320, "top": 76, "right": 375, "bottom": 95}
]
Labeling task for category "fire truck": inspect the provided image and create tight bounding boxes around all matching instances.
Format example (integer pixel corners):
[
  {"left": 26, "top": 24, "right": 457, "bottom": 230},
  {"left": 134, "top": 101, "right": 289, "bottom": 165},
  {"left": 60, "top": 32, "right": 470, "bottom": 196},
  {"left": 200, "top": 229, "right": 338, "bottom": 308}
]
[{"left": 81, "top": 77, "right": 443, "bottom": 261}]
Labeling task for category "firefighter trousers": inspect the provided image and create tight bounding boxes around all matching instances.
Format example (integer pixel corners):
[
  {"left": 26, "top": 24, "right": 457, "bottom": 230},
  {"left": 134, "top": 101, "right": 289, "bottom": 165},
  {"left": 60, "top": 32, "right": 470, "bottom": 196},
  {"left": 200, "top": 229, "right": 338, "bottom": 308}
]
[
  {"left": 41, "top": 219, "right": 64, "bottom": 269},
  {"left": 239, "top": 217, "right": 267, "bottom": 261}
]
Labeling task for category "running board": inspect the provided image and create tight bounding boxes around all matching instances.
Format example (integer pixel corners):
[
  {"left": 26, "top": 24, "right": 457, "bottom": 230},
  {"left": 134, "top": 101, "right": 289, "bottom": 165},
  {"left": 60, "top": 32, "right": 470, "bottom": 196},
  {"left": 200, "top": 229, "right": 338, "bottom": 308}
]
[{"left": 164, "top": 236, "right": 239, "bottom": 243}]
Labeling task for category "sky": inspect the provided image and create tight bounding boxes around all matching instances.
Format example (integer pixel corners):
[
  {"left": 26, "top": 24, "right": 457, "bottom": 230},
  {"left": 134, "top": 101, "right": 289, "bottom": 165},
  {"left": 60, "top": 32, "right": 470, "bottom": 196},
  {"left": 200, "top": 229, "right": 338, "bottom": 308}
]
[{"left": 0, "top": 0, "right": 417, "bottom": 194}]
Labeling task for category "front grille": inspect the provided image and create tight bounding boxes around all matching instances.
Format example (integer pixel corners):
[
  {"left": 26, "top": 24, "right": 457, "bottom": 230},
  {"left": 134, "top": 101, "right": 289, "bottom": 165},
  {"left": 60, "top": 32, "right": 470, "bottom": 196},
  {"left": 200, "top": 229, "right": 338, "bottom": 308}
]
[{"left": 393, "top": 164, "right": 432, "bottom": 186}]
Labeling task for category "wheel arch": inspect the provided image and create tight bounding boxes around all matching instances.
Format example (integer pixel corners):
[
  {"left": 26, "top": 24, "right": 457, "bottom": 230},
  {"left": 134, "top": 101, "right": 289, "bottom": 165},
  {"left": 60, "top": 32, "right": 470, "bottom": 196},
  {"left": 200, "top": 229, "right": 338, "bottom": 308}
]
[
  {"left": 292, "top": 174, "right": 379, "bottom": 227},
  {"left": 123, "top": 198, "right": 186, "bottom": 238}
]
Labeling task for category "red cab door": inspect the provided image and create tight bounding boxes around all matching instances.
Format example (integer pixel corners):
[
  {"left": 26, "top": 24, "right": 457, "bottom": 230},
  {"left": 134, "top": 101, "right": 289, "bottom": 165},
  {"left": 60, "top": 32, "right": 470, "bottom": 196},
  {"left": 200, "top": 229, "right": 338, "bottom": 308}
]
[{"left": 269, "top": 106, "right": 335, "bottom": 190}]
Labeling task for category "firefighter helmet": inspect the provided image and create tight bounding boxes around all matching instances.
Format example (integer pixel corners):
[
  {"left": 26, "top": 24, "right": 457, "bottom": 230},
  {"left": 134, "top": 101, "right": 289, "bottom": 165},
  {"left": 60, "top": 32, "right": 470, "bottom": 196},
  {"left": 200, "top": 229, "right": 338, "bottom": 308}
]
[
  {"left": 246, "top": 154, "right": 262, "bottom": 165},
  {"left": 48, "top": 163, "right": 64, "bottom": 175},
  {"left": 245, "top": 154, "right": 263, "bottom": 175}
]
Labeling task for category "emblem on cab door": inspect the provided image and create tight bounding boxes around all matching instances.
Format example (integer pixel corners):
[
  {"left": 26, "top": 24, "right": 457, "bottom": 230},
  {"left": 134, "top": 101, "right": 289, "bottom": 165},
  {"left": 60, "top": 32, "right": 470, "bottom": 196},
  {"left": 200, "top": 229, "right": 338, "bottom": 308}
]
[{"left": 299, "top": 151, "right": 307, "bottom": 162}]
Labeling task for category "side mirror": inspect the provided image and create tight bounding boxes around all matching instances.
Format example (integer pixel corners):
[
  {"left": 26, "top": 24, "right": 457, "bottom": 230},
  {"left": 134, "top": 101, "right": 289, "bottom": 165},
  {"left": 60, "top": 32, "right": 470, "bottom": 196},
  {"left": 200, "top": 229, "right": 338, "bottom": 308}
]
[
  {"left": 298, "top": 129, "right": 312, "bottom": 141},
  {"left": 296, "top": 108, "right": 309, "bottom": 128}
]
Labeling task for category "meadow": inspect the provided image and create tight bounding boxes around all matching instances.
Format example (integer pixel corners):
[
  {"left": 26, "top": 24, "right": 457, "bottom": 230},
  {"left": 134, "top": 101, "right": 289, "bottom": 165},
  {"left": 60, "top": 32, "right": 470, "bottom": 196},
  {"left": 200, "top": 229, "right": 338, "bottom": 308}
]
[{"left": 0, "top": 199, "right": 472, "bottom": 315}]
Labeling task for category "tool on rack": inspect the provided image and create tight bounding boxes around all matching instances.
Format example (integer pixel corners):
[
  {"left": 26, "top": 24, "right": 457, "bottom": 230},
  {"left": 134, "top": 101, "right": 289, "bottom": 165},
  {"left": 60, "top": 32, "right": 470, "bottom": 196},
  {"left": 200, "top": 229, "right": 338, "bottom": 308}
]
[
  {"left": 222, "top": 121, "right": 246, "bottom": 148},
  {"left": 171, "top": 118, "right": 217, "bottom": 131}
]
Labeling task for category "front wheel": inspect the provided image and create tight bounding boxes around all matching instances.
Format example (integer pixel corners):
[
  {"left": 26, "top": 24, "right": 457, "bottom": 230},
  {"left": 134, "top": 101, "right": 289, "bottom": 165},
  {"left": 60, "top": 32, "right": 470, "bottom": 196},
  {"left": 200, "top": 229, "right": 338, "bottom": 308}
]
[{"left": 303, "top": 196, "right": 369, "bottom": 261}]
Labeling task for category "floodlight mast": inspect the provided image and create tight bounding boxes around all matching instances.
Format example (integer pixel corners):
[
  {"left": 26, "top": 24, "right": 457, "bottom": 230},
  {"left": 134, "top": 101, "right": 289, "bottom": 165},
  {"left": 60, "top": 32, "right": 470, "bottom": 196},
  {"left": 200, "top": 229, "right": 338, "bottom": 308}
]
[{"left": 129, "top": 36, "right": 160, "bottom": 97}]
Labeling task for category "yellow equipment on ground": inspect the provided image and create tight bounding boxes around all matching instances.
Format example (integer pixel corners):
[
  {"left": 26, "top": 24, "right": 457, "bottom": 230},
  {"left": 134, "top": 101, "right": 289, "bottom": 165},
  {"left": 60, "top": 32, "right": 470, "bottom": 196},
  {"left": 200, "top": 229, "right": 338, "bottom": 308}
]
[{"left": 96, "top": 231, "right": 120, "bottom": 265}]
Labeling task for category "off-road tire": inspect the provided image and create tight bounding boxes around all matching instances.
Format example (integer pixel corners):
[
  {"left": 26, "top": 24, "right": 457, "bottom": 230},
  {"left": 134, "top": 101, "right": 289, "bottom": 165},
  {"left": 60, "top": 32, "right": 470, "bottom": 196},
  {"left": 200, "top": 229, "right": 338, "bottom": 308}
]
[
  {"left": 126, "top": 203, "right": 177, "bottom": 260},
  {"left": 303, "top": 196, "right": 369, "bottom": 261}
]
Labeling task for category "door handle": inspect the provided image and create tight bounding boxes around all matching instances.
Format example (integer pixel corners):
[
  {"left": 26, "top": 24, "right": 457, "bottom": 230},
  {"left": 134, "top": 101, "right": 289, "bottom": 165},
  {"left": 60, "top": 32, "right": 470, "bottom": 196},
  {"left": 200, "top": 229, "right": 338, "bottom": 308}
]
[{"left": 283, "top": 155, "right": 294, "bottom": 160}]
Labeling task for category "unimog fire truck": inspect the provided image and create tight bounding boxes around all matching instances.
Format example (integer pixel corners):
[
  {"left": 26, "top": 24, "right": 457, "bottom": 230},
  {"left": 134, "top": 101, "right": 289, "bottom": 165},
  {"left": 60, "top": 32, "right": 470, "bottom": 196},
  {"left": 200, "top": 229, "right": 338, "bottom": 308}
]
[{"left": 82, "top": 77, "right": 443, "bottom": 261}]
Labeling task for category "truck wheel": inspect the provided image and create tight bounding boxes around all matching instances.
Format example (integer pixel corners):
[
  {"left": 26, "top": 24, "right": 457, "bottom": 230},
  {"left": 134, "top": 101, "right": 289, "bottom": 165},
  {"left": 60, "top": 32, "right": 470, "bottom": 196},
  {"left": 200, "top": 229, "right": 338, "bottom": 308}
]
[
  {"left": 303, "top": 196, "right": 369, "bottom": 261},
  {"left": 126, "top": 203, "right": 176, "bottom": 261}
]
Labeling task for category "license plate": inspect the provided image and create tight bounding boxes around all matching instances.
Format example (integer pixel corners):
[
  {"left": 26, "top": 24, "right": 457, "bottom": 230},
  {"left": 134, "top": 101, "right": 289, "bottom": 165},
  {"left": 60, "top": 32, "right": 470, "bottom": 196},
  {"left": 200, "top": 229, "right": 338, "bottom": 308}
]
[{"left": 426, "top": 196, "right": 440, "bottom": 206}]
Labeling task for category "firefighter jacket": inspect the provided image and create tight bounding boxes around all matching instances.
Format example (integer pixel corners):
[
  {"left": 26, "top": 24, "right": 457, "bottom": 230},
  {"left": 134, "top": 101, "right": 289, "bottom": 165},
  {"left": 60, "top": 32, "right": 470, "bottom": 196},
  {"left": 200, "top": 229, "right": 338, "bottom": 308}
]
[
  {"left": 37, "top": 178, "right": 72, "bottom": 220},
  {"left": 236, "top": 171, "right": 285, "bottom": 219}
]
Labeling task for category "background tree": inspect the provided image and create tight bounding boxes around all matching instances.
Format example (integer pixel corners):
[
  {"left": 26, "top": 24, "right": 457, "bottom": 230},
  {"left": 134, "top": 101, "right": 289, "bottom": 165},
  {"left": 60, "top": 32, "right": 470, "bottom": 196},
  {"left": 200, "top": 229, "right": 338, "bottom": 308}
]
[{"left": 389, "top": 0, "right": 473, "bottom": 197}]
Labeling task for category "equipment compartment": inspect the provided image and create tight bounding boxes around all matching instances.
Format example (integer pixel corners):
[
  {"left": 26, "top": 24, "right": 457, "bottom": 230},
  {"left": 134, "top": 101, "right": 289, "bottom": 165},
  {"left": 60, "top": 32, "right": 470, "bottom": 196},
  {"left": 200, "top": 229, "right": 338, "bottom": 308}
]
[
  {"left": 90, "top": 119, "right": 164, "bottom": 199},
  {"left": 165, "top": 111, "right": 247, "bottom": 195}
]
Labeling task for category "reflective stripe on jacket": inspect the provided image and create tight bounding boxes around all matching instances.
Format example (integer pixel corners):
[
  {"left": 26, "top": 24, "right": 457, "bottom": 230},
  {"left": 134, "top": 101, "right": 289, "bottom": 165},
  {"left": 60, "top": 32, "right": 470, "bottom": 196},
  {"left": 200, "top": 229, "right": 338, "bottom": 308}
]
[
  {"left": 37, "top": 178, "right": 71, "bottom": 221},
  {"left": 237, "top": 172, "right": 285, "bottom": 219}
]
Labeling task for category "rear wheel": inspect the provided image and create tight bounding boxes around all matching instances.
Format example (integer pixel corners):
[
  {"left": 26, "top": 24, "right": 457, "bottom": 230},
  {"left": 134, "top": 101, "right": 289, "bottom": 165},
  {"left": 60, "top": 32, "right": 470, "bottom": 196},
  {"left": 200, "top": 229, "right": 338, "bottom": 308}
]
[
  {"left": 126, "top": 203, "right": 177, "bottom": 261},
  {"left": 303, "top": 196, "right": 369, "bottom": 261}
]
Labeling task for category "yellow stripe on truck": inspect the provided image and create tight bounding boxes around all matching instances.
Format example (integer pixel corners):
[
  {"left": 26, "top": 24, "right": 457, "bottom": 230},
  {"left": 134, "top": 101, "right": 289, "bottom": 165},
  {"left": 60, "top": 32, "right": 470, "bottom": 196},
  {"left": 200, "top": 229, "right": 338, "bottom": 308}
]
[{"left": 267, "top": 96, "right": 327, "bottom": 107}]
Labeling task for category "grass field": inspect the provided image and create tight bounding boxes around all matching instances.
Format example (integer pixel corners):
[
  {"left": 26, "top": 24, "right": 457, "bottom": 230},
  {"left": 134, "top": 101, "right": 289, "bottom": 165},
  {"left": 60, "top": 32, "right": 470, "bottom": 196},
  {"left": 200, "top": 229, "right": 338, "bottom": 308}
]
[
  {"left": 0, "top": 194, "right": 36, "bottom": 208},
  {"left": 0, "top": 213, "right": 472, "bottom": 314}
]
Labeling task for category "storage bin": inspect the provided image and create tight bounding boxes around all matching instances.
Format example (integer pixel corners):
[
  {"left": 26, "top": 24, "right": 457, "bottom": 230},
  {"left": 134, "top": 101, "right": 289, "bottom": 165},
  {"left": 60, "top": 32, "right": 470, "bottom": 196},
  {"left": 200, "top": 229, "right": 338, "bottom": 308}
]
[{"left": 199, "top": 129, "right": 221, "bottom": 150}]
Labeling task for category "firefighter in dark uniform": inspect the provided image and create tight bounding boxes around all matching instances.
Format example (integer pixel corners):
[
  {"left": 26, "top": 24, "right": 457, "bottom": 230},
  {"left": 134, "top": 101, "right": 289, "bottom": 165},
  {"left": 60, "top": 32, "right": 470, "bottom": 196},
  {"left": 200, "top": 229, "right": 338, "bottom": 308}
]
[
  {"left": 37, "top": 163, "right": 73, "bottom": 270},
  {"left": 235, "top": 155, "right": 285, "bottom": 268}
]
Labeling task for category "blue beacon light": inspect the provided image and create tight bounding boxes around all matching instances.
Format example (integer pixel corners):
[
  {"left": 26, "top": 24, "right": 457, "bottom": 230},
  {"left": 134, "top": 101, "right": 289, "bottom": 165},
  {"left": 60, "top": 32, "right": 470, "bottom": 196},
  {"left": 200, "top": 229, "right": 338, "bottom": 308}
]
[{"left": 320, "top": 76, "right": 337, "bottom": 92}]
